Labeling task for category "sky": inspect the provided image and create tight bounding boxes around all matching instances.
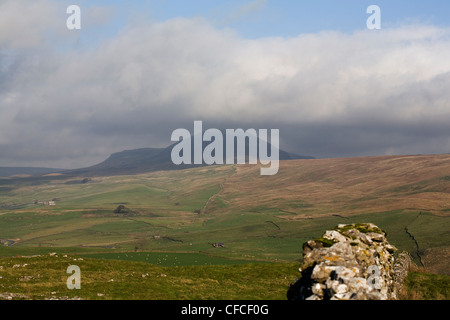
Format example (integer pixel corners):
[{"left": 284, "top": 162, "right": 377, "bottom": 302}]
[{"left": 1, "top": 0, "right": 450, "bottom": 168}]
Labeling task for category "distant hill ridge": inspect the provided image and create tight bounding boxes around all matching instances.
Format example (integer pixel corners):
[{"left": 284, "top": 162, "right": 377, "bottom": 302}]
[
  {"left": 0, "top": 167, "right": 63, "bottom": 178},
  {"left": 65, "top": 142, "right": 314, "bottom": 176},
  {"left": 0, "top": 144, "right": 314, "bottom": 178}
]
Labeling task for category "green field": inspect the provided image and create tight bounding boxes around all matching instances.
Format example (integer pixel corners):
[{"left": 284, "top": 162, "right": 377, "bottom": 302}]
[
  {"left": 0, "top": 207, "right": 445, "bottom": 266},
  {"left": 0, "top": 254, "right": 298, "bottom": 300},
  {"left": 80, "top": 252, "right": 269, "bottom": 266}
]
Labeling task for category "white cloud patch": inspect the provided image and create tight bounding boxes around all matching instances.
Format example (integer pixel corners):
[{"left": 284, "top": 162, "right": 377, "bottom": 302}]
[
  {"left": 0, "top": 0, "right": 61, "bottom": 49},
  {"left": 1, "top": 0, "right": 450, "bottom": 167}
]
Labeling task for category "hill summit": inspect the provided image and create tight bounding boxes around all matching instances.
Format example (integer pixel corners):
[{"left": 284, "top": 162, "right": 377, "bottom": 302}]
[{"left": 63, "top": 143, "right": 313, "bottom": 177}]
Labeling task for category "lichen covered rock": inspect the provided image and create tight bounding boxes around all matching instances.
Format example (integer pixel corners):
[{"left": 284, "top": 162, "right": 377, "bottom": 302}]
[{"left": 288, "top": 223, "right": 400, "bottom": 300}]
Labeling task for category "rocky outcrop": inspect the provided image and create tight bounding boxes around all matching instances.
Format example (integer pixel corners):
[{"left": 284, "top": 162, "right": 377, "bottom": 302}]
[{"left": 287, "top": 223, "right": 409, "bottom": 300}]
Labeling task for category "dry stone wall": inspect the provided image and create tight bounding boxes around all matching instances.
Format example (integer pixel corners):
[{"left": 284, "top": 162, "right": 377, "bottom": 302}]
[{"left": 287, "top": 223, "right": 411, "bottom": 300}]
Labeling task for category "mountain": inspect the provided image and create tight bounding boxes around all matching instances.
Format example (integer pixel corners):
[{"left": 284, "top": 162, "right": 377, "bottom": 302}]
[
  {"left": 63, "top": 147, "right": 170, "bottom": 176},
  {"left": 63, "top": 142, "right": 314, "bottom": 177},
  {"left": 0, "top": 167, "right": 64, "bottom": 178}
]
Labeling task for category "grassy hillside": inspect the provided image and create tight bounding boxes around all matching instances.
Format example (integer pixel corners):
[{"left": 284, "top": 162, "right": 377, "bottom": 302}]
[
  {"left": 0, "top": 254, "right": 298, "bottom": 300},
  {"left": 0, "top": 154, "right": 449, "bottom": 299},
  {"left": 401, "top": 271, "right": 450, "bottom": 300}
]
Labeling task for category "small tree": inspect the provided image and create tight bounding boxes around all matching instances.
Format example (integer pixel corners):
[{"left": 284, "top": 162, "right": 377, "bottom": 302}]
[{"left": 114, "top": 205, "right": 129, "bottom": 214}]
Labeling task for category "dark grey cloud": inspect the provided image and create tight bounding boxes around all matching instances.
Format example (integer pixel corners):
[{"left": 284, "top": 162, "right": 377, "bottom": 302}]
[{"left": 1, "top": 0, "right": 450, "bottom": 168}]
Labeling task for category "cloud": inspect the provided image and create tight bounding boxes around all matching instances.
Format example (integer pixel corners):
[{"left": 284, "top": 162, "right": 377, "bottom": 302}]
[
  {"left": 0, "top": 0, "right": 64, "bottom": 49},
  {"left": 1, "top": 0, "right": 450, "bottom": 167}
]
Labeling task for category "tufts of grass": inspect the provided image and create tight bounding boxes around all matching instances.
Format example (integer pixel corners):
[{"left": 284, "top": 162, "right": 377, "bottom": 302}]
[{"left": 402, "top": 271, "right": 450, "bottom": 300}]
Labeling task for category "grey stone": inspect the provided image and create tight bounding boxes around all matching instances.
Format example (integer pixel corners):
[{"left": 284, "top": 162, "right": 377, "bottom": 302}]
[{"left": 287, "top": 223, "right": 410, "bottom": 300}]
